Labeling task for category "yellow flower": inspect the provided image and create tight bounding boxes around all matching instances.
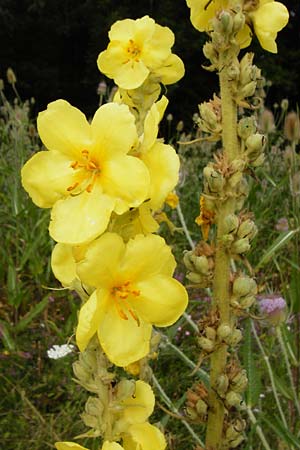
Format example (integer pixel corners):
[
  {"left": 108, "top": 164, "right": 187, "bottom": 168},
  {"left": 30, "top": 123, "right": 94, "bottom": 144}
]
[
  {"left": 195, "top": 196, "right": 215, "bottom": 240},
  {"left": 97, "top": 16, "right": 184, "bottom": 89},
  {"left": 75, "top": 232, "right": 188, "bottom": 366},
  {"left": 21, "top": 100, "right": 150, "bottom": 245},
  {"left": 55, "top": 381, "right": 166, "bottom": 450},
  {"left": 186, "top": 0, "right": 289, "bottom": 53},
  {"left": 55, "top": 442, "right": 123, "bottom": 450},
  {"left": 246, "top": 0, "right": 289, "bottom": 53},
  {"left": 136, "top": 96, "right": 180, "bottom": 210},
  {"left": 165, "top": 192, "right": 179, "bottom": 209}
]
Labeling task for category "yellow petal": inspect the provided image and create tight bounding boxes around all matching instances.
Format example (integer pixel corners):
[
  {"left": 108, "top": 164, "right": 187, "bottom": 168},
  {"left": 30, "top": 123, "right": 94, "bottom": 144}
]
[
  {"left": 122, "top": 423, "right": 166, "bottom": 450},
  {"left": 97, "top": 43, "right": 129, "bottom": 78},
  {"left": 153, "top": 54, "right": 185, "bottom": 85},
  {"left": 141, "top": 22, "right": 174, "bottom": 69},
  {"left": 114, "top": 60, "right": 150, "bottom": 90},
  {"left": 138, "top": 203, "right": 159, "bottom": 234},
  {"left": 91, "top": 103, "right": 138, "bottom": 160},
  {"left": 255, "top": 30, "right": 278, "bottom": 53},
  {"left": 121, "top": 380, "right": 155, "bottom": 424},
  {"left": 97, "top": 301, "right": 152, "bottom": 366},
  {"left": 134, "top": 274, "right": 188, "bottom": 327},
  {"left": 77, "top": 233, "right": 125, "bottom": 287},
  {"left": 55, "top": 442, "right": 89, "bottom": 450},
  {"left": 101, "top": 155, "right": 150, "bottom": 211},
  {"left": 102, "top": 442, "right": 124, "bottom": 450},
  {"left": 142, "top": 142, "right": 180, "bottom": 210},
  {"left": 121, "top": 234, "right": 176, "bottom": 280},
  {"left": 49, "top": 184, "right": 115, "bottom": 244},
  {"left": 37, "top": 100, "right": 91, "bottom": 159},
  {"left": 237, "top": 24, "right": 253, "bottom": 49},
  {"left": 21, "top": 150, "right": 75, "bottom": 208},
  {"left": 252, "top": 2, "right": 289, "bottom": 33},
  {"left": 141, "top": 97, "right": 168, "bottom": 151},
  {"left": 51, "top": 243, "right": 77, "bottom": 286},
  {"left": 133, "top": 16, "right": 156, "bottom": 44},
  {"left": 76, "top": 289, "right": 109, "bottom": 352},
  {"left": 109, "top": 18, "right": 136, "bottom": 40},
  {"left": 186, "top": 0, "right": 220, "bottom": 31}
]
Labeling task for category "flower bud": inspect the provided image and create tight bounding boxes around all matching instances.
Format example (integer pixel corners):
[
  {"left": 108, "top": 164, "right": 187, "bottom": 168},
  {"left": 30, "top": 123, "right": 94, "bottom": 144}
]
[
  {"left": 225, "top": 391, "right": 243, "bottom": 408},
  {"left": 217, "top": 324, "right": 232, "bottom": 339},
  {"left": 191, "top": 255, "right": 209, "bottom": 275},
  {"left": 224, "top": 214, "right": 239, "bottom": 235},
  {"left": 116, "top": 379, "right": 136, "bottom": 401},
  {"left": 216, "top": 374, "right": 229, "bottom": 396},
  {"left": 7, "top": 67, "right": 17, "bottom": 84},
  {"left": 219, "top": 10, "right": 233, "bottom": 34},
  {"left": 85, "top": 396, "right": 104, "bottom": 417},
  {"left": 237, "top": 219, "right": 257, "bottom": 240},
  {"left": 185, "top": 406, "right": 198, "bottom": 420},
  {"left": 225, "top": 329, "right": 242, "bottom": 346},
  {"left": 251, "top": 153, "right": 265, "bottom": 167},
  {"left": 203, "top": 166, "right": 225, "bottom": 193},
  {"left": 232, "top": 11, "right": 245, "bottom": 33},
  {"left": 183, "top": 250, "right": 195, "bottom": 271},
  {"left": 196, "top": 398, "right": 208, "bottom": 416},
  {"left": 231, "top": 370, "right": 248, "bottom": 393},
  {"left": 238, "top": 116, "right": 257, "bottom": 140},
  {"left": 231, "top": 238, "right": 251, "bottom": 254},
  {"left": 245, "top": 133, "right": 266, "bottom": 156},
  {"left": 198, "top": 336, "right": 215, "bottom": 352},
  {"left": 233, "top": 276, "right": 257, "bottom": 297},
  {"left": 239, "top": 80, "right": 257, "bottom": 99},
  {"left": 205, "top": 326, "right": 216, "bottom": 341},
  {"left": 199, "top": 102, "right": 218, "bottom": 129},
  {"left": 203, "top": 42, "right": 218, "bottom": 64},
  {"left": 239, "top": 52, "right": 254, "bottom": 85},
  {"left": 186, "top": 271, "right": 204, "bottom": 284},
  {"left": 239, "top": 295, "right": 256, "bottom": 309},
  {"left": 73, "top": 361, "right": 91, "bottom": 383}
]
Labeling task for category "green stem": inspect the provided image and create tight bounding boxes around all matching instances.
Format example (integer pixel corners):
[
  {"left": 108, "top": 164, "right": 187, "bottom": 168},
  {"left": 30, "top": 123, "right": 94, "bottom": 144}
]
[
  {"left": 151, "top": 373, "right": 205, "bottom": 447},
  {"left": 246, "top": 406, "right": 271, "bottom": 450},
  {"left": 251, "top": 322, "right": 288, "bottom": 427},
  {"left": 205, "top": 54, "right": 239, "bottom": 450},
  {"left": 176, "top": 202, "right": 195, "bottom": 249},
  {"left": 276, "top": 326, "right": 300, "bottom": 417}
]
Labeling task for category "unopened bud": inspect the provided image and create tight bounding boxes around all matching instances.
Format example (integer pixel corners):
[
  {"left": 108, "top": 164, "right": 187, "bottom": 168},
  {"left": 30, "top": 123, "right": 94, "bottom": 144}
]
[
  {"left": 7, "top": 67, "right": 16, "bottom": 84},
  {"left": 237, "top": 219, "right": 257, "bottom": 240},
  {"left": 85, "top": 396, "right": 104, "bottom": 417},
  {"left": 183, "top": 250, "right": 195, "bottom": 271},
  {"left": 225, "top": 329, "right": 243, "bottom": 346},
  {"left": 205, "top": 326, "right": 216, "bottom": 341},
  {"left": 186, "top": 271, "right": 204, "bottom": 284},
  {"left": 239, "top": 52, "right": 254, "bottom": 85},
  {"left": 238, "top": 116, "right": 257, "bottom": 140},
  {"left": 196, "top": 399, "right": 208, "bottom": 416},
  {"left": 217, "top": 324, "right": 232, "bottom": 339},
  {"left": 73, "top": 361, "right": 90, "bottom": 383},
  {"left": 231, "top": 370, "right": 248, "bottom": 393},
  {"left": 224, "top": 214, "right": 239, "bottom": 235},
  {"left": 239, "top": 295, "right": 256, "bottom": 309},
  {"left": 203, "top": 166, "right": 224, "bottom": 193},
  {"left": 199, "top": 102, "right": 218, "bottom": 130},
  {"left": 251, "top": 153, "right": 265, "bottom": 167},
  {"left": 219, "top": 10, "right": 233, "bottom": 34},
  {"left": 203, "top": 42, "right": 218, "bottom": 64},
  {"left": 231, "top": 237, "right": 251, "bottom": 254},
  {"left": 186, "top": 406, "right": 198, "bottom": 420},
  {"left": 116, "top": 379, "right": 135, "bottom": 401},
  {"left": 198, "top": 336, "right": 215, "bottom": 352},
  {"left": 216, "top": 374, "right": 229, "bottom": 396},
  {"left": 192, "top": 255, "right": 209, "bottom": 275},
  {"left": 225, "top": 391, "right": 243, "bottom": 408},
  {"left": 245, "top": 133, "right": 266, "bottom": 156},
  {"left": 233, "top": 276, "right": 257, "bottom": 297},
  {"left": 232, "top": 11, "right": 245, "bottom": 33},
  {"left": 239, "top": 80, "right": 257, "bottom": 99}
]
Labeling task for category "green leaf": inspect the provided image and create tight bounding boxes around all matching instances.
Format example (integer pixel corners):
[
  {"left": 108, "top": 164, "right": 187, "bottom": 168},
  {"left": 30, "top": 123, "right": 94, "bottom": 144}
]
[
  {"left": 261, "top": 415, "right": 300, "bottom": 448},
  {"left": 255, "top": 229, "right": 300, "bottom": 270},
  {"left": 241, "top": 319, "right": 261, "bottom": 407},
  {"left": 14, "top": 296, "right": 49, "bottom": 332},
  {"left": 0, "top": 320, "right": 16, "bottom": 351}
]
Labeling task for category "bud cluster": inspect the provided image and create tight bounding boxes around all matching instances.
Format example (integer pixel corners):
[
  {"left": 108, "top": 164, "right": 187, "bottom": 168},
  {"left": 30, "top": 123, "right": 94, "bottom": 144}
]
[
  {"left": 221, "top": 213, "right": 257, "bottom": 255},
  {"left": 231, "top": 274, "right": 257, "bottom": 310},
  {"left": 233, "top": 53, "right": 262, "bottom": 108},
  {"left": 238, "top": 116, "right": 266, "bottom": 167},
  {"left": 222, "top": 418, "right": 246, "bottom": 448},
  {"left": 184, "top": 241, "right": 214, "bottom": 287},
  {"left": 196, "top": 95, "right": 222, "bottom": 139},
  {"left": 185, "top": 382, "right": 209, "bottom": 422}
]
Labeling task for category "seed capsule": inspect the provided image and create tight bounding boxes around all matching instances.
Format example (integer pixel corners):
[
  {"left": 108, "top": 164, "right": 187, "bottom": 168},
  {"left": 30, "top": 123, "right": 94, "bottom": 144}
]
[{"left": 233, "top": 276, "right": 257, "bottom": 297}]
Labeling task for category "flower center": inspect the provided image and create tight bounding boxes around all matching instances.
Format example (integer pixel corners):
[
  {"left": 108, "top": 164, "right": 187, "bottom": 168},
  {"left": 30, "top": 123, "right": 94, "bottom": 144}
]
[
  {"left": 111, "top": 281, "right": 140, "bottom": 323},
  {"left": 67, "top": 149, "right": 101, "bottom": 194},
  {"left": 126, "top": 39, "right": 141, "bottom": 60}
]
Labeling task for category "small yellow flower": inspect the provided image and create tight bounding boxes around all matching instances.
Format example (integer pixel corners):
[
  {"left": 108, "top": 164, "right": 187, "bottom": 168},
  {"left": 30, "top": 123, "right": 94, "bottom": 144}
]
[
  {"left": 136, "top": 96, "right": 180, "bottom": 210},
  {"left": 165, "top": 192, "right": 179, "bottom": 209},
  {"left": 56, "top": 381, "right": 166, "bottom": 450},
  {"left": 195, "top": 196, "right": 215, "bottom": 240},
  {"left": 21, "top": 100, "right": 150, "bottom": 245},
  {"left": 98, "top": 16, "right": 184, "bottom": 89},
  {"left": 75, "top": 232, "right": 188, "bottom": 366},
  {"left": 245, "top": 0, "right": 289, "bottom": 53},
  {"left": 186, "top": 0, "right": 289, "bottom": 53}
]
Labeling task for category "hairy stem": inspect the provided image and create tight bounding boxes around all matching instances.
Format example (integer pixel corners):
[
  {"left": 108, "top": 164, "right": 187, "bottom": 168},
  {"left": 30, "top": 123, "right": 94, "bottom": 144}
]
[{"left": 205, "top": 55, "right": 239, "bottom": 449}]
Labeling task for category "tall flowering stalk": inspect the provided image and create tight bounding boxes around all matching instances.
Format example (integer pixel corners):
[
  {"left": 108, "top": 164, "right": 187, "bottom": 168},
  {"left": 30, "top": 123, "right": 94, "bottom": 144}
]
[
  {"left": 21, "top": 15, "right": 187, "bottom": 450},
  {"left": 184, "top": 0, "right": 288, "bottom": 448}
]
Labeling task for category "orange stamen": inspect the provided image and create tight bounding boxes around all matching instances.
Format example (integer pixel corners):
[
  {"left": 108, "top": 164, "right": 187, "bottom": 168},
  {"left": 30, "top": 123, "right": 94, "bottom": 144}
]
[{"left": 67, "top": 182, "right": 79, "bottom": 192}]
